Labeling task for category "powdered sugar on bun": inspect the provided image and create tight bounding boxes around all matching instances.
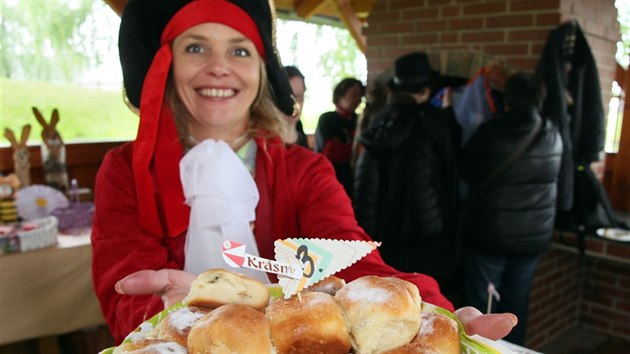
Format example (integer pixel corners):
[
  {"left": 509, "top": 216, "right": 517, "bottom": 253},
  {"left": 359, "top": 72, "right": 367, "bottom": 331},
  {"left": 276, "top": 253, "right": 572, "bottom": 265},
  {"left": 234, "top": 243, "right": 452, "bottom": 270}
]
[
  {"left": 416, "top": 312, "right": 460, "bottom": 353},
  {"left": 266, "top": 291, "right": 351, "bottom": 354},
  {"left": 187, "top": 304, "right": 274, "bottom": 354},
  {"left": 337, "top": 279, "right": 394, "bottom": 304},
  {"left": 112, "top": 339, "right": 188, "bottom": 354},
  {"left": 335, "top": 276, "right": 422, "bottom": 354},
  {"left": 152, "top": 306, "right": 208, "bottom": 347},
  {"left": 303, "top": 275, "right": 346, "bottom": 296},
  {"left": 384, "top": 312, "right": 460, "bottom": 354},
  {"left": 167, "top": 307, "right": 206, "bottom": 334},
  {"left": 419, "top": 312, "right": 436, "bottom": 335}
]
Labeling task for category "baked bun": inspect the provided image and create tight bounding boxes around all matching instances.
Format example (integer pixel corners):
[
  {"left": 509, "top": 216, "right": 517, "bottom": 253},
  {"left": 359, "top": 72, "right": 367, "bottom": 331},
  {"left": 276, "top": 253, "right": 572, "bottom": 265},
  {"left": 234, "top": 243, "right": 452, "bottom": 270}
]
[
  {"left": 266, "top": 291, "right": 351, "bottom": 354},
  {"left": 112, "top": 339, "right": 187, "bottom": 354},
  {"left": 335, "top": 276, "right": 422, "bottom": 354},
  {"left": 187, "top": 304, "right": 273, "bottom": 354},
  {"left": 383, "top": 312, "right": 460, "bottom": 354},
  {"left": 183, "top": 269, "right": 269, "bottom": 310},
  {"left": 151, "top": 306, "right": 209, "bottom": 347},
  {"left": 304, "top": 275, "right": 346, "bottom": 296}
]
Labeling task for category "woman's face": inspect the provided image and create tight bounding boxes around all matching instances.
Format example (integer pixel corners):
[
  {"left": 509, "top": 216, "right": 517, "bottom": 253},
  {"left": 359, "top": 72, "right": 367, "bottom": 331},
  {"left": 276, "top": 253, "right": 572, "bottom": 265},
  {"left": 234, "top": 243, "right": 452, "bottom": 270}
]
[
  {"left": 172, "top": 23, "right": 261, "bottom": 141},
  {"left": 338, "top": 84, "right": 363, "bottom": 113}
]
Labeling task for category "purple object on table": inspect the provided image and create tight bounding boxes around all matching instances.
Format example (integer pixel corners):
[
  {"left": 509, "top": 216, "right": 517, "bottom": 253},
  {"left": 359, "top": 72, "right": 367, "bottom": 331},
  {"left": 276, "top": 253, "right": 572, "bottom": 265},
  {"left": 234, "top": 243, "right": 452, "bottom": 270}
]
[
  {"left": 50, "top": 178, "right": 94, "bottom": 231},
  {"left": 50, "top": 202, "right": 94, "bottom": 230}
]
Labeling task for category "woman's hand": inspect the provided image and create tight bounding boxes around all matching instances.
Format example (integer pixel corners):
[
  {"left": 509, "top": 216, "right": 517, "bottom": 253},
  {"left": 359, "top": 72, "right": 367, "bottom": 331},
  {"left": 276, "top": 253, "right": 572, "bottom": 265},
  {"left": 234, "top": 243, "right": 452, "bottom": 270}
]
[
  {"left": 115, "top": 269, "right": 197, "bottom": 307},
  {"left": 455, "top": 306, "right": 518, "bottom": 341}
]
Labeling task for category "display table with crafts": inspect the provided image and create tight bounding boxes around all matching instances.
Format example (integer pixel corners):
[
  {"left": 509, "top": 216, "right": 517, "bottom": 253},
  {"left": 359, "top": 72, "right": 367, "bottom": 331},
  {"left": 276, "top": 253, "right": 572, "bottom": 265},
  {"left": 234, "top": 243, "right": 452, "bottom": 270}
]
[{"left": 0, "top": 229, "right": 105, "bottom": 345}]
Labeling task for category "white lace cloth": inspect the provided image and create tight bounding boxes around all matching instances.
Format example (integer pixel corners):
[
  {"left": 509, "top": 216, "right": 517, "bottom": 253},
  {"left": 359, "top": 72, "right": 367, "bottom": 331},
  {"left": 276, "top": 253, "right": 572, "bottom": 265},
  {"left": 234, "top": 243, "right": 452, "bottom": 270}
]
[{"left": 179, "top": 139, "right": 269, "bottom": 283}]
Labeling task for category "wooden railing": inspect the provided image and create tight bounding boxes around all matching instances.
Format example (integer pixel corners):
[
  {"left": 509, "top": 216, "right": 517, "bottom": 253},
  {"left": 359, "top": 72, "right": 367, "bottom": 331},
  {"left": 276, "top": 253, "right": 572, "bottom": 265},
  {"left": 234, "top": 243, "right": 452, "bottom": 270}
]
[
  {"left": 1, "top": 135, "right": 627, "bottom": 213},
  {"left": 0, "top": 141, "right": 128, "bottom": 199}
]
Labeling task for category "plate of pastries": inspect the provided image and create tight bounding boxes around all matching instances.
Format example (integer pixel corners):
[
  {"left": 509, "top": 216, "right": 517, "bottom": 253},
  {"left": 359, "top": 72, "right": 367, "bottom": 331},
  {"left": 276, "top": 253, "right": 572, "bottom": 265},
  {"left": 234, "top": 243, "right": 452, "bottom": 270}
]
[{"left": 101, "top": 269, "right": 512, "bottom": 354}]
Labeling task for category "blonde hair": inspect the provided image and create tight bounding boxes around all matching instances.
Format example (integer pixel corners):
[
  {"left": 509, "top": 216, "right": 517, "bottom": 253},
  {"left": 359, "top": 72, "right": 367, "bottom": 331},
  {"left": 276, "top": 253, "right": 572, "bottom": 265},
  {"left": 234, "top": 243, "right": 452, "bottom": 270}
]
[{"left": 166, "top": 61, "right": 286, "bottom": 149}]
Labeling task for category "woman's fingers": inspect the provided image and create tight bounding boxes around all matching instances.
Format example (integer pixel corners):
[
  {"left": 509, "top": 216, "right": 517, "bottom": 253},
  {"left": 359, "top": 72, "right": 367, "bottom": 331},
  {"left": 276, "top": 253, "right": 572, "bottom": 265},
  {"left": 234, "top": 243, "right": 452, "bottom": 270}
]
[
  {"left": 115, "top": 269, "right": 169, "bottom": 295},
  {"left": 115, "top": 269, "right": 196, "bottom": 297},
  {"left": 162, "top": 270, "right": 197, "bottom": 306},
  {"left": 454, "top": 306, "right": 483, "bottom": 324},
  {"left": 114, "top": 269, "right": 196, "bottom": 308},
  {"left": 455, "top": 306, "right": 518, "bottom": 341}
]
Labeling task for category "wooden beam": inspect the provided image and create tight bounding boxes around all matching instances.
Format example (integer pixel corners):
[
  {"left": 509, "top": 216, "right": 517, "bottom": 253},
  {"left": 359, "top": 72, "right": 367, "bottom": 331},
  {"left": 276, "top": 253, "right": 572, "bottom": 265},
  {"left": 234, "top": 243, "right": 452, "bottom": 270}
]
[
  {"left": 616, "top": 62, "right": 626, "bottom": 89},
  {"left": 102, "top": 0, "right": 125, "bottom": 17},
  {"left": 608, "top": 64, "right": 630, "bottom": 211},
  {"left": 331, "top": 0, "right": 366, "bottom": 53},
  {"left": 294, "top": 0, "right": 327, "bottom": 19}
]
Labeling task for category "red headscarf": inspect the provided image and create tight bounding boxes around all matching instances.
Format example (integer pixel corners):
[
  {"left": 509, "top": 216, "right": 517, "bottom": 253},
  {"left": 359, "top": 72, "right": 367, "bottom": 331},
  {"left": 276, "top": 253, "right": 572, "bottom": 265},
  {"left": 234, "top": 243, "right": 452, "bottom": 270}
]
[{"left": 133, "top": 0, "right": 265, "bottom": 238}]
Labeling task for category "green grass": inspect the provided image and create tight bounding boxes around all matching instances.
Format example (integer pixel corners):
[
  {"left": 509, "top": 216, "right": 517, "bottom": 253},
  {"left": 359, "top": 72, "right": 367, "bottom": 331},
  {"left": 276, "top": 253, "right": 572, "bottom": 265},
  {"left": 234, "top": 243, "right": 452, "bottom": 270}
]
[
  {"left": 0, "top": 77, "right": 328, "bottom": 145},
  {"left": 1, "top": 78, "right": 138, "bottom": 145}
]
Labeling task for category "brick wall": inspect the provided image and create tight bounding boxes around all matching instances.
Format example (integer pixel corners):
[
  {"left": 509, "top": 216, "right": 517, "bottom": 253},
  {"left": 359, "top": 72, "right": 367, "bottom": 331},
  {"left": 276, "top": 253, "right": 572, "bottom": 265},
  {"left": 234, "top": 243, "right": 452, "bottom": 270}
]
[
  {"left": 365, "top": 0, "right": 620, "bottom": 113},
  {"left": 364, "top": 1, "right": 625, "bottom": 348},
  {"left": 525, "top": 233, "right": 630, "bottom": 349},
  {"left": 581, "top": 255, "right": 630, "bottom": 339},
  {"left": 526, "top": 248, "right": 581, "bottom": 348}
]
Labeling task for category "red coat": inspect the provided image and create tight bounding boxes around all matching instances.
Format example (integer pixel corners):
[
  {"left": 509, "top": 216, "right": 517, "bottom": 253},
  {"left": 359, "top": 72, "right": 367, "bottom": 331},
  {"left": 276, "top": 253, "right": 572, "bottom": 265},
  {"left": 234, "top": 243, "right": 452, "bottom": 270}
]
[{"left": 91, "top": 137, "right": 453, "bottom": 343}]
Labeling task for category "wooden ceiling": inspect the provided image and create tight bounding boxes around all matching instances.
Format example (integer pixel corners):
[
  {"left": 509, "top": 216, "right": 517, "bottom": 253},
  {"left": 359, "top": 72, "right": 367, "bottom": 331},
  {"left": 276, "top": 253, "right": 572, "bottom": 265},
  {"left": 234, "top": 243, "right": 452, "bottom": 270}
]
[
  {"left": 103, "top": 0, "right": 375, "bottom": 52},
  {"left": 276, "top": 0, "right": 373, "bottom": 22}
]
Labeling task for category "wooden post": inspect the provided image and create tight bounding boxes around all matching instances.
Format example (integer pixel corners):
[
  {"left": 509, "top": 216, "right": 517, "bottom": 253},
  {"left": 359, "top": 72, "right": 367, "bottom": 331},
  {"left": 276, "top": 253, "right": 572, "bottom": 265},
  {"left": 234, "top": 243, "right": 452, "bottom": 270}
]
[{"left": 609, "top": 64, "right": 630, "bottom": 211}]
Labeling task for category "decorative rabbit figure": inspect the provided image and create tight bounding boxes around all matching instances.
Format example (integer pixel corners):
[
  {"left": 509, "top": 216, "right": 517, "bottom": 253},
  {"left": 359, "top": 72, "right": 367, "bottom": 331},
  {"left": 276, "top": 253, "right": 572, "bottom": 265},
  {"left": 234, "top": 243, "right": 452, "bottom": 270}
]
[
  {"left": 33, "top": 107, "right": 69, "bottom": 191},
  {"left": 3, "top": 125, "right": 32, "bottom": 188}
]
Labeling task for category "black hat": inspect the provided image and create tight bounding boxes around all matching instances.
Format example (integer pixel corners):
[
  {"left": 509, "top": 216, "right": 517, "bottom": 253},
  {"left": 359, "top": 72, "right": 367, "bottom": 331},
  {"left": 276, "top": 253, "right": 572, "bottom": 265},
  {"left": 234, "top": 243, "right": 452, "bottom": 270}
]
[
  {"left": 119, "top": 0, "right": 296, "bottom": 116},
  {"left": 388, "top": 52, "right": 439, "bottom": 92}
]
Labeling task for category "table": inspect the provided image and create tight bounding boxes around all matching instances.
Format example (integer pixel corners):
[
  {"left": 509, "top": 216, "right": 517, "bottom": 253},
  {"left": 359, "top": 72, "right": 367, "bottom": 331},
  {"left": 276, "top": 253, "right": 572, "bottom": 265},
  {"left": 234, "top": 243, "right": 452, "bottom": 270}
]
[{"left": 0, "top": 232, "right": 105, "bottom": 345}]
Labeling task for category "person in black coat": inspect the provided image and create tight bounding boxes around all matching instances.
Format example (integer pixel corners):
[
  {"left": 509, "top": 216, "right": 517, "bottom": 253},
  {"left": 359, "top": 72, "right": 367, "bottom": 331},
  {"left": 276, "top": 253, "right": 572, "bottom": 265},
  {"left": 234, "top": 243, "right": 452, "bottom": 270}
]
[
  {"left": 353, "top": 52, "right": 460, "bottom": 294},
  {"left": 461, "top": 72, "right": 563, "bottom": 345}
]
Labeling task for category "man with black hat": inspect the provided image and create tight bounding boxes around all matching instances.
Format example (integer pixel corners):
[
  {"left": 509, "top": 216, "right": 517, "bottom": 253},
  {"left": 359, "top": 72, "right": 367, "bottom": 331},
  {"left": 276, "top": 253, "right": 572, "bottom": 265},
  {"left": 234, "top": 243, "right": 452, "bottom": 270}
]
[{"left": 354, "top": 52, "right": 460, "bottom": 294}]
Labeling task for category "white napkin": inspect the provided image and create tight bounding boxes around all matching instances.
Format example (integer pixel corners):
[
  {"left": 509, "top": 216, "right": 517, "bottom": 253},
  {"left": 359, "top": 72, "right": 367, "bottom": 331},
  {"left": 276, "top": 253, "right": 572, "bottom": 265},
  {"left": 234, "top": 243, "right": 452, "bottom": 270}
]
[{"left": 179, "top": 139, "right": 269, "bottom": 283}]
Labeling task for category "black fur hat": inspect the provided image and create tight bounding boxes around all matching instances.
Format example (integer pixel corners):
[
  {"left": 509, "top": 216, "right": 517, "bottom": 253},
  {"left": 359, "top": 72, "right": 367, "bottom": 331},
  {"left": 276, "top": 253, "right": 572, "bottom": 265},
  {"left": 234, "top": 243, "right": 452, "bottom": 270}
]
[
  {"left": 119, "top": 0, "right": 296, "bottom": 116},
  {"left": 388, "top": 52, "right": 439, "bottom": 93}
]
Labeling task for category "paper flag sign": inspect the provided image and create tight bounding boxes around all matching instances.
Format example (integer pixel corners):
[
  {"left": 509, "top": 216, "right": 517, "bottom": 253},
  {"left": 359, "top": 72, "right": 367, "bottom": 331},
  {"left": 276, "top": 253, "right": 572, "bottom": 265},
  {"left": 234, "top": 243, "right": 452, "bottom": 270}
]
[
  {"left": 274, "top": 238, "right": 380, "bottom": 299},
  {"left": 221, "top": 240, "right": 303, "bottom": 279}
]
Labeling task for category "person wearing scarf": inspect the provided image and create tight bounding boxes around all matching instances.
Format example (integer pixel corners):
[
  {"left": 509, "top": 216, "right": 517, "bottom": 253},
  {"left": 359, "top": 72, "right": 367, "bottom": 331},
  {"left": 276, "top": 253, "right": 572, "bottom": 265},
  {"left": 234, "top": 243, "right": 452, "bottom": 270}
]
[{"left": 92, "top": 0, "right": 516, "bottom": 344}]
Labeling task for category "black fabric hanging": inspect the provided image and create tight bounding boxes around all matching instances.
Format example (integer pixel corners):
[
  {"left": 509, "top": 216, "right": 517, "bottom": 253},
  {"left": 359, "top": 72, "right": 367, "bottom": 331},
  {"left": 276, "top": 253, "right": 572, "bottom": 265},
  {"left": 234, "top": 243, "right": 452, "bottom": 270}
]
[{"left": 536, "top": 20, "right": 623, "bottom": 253}]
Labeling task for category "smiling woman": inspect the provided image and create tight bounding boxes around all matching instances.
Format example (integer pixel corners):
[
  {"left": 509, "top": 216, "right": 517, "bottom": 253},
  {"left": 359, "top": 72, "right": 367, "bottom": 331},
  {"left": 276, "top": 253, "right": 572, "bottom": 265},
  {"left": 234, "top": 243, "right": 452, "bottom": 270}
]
[{"left": 87, "top": 0, "right": 482, "bottom": 347}]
